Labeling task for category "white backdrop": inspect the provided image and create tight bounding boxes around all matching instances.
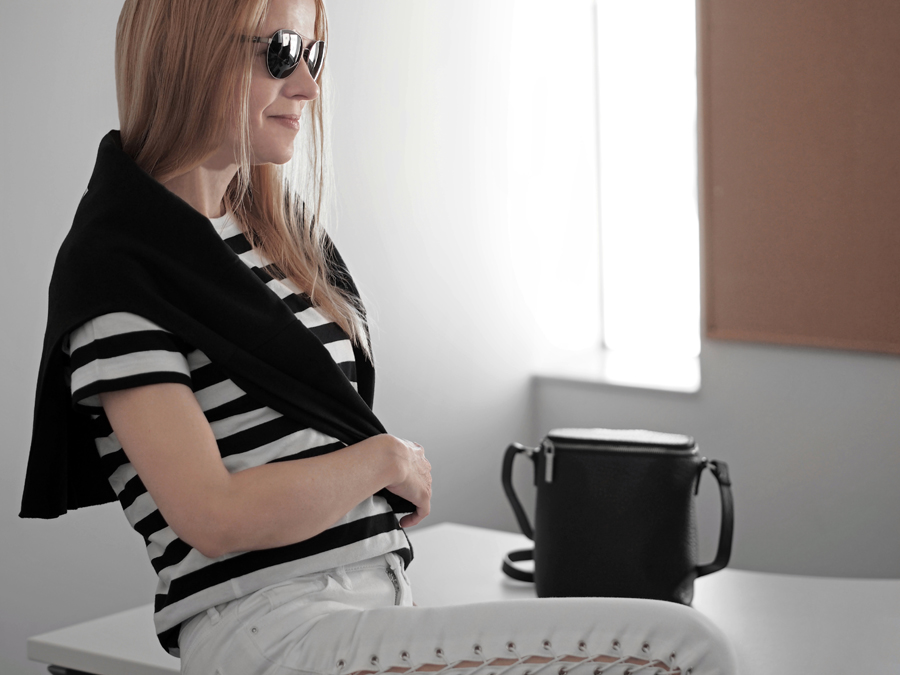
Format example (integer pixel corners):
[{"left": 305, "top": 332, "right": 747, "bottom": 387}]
[{"left": 2, "top": 1, "right": 899, "bottom": 674}]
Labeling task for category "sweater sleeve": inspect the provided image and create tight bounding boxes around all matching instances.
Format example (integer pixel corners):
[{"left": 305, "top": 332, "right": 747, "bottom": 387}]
[{"left": 64, "top": 312, "right": 193, "bottom": 409}]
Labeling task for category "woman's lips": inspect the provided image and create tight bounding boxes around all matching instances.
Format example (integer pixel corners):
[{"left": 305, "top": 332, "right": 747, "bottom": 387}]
[{"left": 270, "top": 116, "right": 300, "bottom": 130}]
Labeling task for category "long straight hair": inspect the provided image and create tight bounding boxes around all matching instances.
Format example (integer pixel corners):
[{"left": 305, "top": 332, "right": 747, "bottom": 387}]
[{"left": 115, "top": 0, "right": 371, "bottom": 358}]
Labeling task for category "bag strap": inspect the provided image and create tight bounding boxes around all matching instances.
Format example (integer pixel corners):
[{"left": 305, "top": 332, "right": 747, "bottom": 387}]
[
  {"left": 500, "top": 455, "right": 734, "bottom": 583},
  {"left": 501, "top": 548, "right": 534, "bottom": 582},
  {"left": 501, "top": 442, "right": 537, "bottom": 540},
  {"left": 696, "top": 459, "right": 734, "bottom": 577}
]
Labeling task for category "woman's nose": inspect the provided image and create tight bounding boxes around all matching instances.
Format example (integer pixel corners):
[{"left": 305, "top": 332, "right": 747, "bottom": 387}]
[{"left": 284, "top": 61, "right": 319, "bottom": 100}]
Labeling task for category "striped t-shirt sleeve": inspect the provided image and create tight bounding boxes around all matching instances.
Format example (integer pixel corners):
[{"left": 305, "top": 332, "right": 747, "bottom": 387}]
[{"left": 65, "top": 312, "right": 193, "bottom": 408}]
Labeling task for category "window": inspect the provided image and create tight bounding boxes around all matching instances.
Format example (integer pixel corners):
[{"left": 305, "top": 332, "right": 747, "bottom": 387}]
[
  {"left": 509, "top": 0, "right": 700, "bottom": 389},
  {"left": 597, "top": 0, "right": 700, "bottom": 358}
]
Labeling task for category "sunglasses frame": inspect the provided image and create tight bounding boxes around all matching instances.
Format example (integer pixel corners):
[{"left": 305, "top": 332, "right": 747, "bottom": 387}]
[{"left": 246, "top": 29, "right": 326, "bottom": 81}]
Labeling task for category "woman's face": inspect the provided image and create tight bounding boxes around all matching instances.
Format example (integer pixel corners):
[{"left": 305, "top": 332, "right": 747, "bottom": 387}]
[{"left": 243, "top": 0, "right": 320, "bottom": 165}]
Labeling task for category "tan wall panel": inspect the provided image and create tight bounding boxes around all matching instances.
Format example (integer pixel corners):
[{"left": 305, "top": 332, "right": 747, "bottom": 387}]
[{"left": 701, "top": 0, "right": 900, "bottom": 354}]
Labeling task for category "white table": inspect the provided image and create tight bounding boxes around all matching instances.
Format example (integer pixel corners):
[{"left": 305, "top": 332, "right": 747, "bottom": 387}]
[{"left": 28, "top": 522, "right": 900, "bottom": 674}]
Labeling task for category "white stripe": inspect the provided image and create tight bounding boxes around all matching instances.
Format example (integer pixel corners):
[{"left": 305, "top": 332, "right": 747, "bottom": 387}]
[
  {"left": 221, "top": 428, "right": 341, "bottom": 473},
  {"left": 324, "top": 339, "right": 355, "bottom": 366},
  {"left": 297, "top": 306, "right": 330, "bottom": 328},
  {"left": 71, "top": 350, "right": 190, "bottom": 396},
  {"left": 95, "top": 432, "right": 123, "bottom": 458},
  {"left": 147, "top": 526, "right": 181, "bottom": 565},
  {"left": 208, "top": 406, "right": 283, "bottom": 440},
  {"left": 108, "top": 462, "right": 139, "bottom": 496},
  {"left": 68, "top": 313, "right": 169, "bottom": 353},
  {"left": 186, "top": 349, "right": 211, "bottom": 370},
  {"left": 266, "top": 279, "right": 294, "bottom": 299},
  {"left": 236, "top": 248, "right": 267, "bottom": 269},
  {"left": 123, "top": 489, "right": 160, "bottom": 527},
  {"left": 193, "top": 378, "right": 248, "bottom": 411}
]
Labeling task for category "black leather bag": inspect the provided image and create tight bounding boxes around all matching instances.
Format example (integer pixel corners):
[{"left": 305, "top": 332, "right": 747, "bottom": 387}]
[{"left": 501, "top": 428, "right": 734, "bottom": 604}]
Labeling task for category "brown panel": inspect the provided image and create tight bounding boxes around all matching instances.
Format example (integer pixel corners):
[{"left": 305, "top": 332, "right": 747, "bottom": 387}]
[{"left": 700, "top": 0, "right": 900, "bottom": 354}]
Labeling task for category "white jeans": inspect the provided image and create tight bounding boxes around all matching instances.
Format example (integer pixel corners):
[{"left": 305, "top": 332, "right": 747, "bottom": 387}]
[{"left": 179, "top": 552, "right": 736, "bottom": 675}]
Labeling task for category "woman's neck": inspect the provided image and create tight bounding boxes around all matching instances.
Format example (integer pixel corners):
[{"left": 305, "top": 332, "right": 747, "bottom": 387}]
[{"left": 161, "top": 147, "right": 238, "bottom": 219}]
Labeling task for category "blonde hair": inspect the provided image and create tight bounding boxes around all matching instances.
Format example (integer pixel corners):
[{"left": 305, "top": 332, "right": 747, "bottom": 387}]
[{"left": 115, "top": 0, "right": 371, "bottom": 358}]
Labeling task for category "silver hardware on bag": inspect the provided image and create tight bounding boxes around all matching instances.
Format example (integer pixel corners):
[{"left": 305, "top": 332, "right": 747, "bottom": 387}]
[{"left": 544, "top": 439, "right": 555, "bottom": 484}]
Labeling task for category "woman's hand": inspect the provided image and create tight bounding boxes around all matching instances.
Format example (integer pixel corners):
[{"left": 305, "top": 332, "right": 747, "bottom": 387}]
[{"left": 384, "top": 437, "right": 432, "bottom": 528}]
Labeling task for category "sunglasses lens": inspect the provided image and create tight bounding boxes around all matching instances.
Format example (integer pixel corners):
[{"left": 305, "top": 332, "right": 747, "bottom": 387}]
[
  {"left": 267, "top": 29, "right": 301, "bottom": 79},
  {"left": 306, "top": 41, "right": 325, "bottom": 80}
]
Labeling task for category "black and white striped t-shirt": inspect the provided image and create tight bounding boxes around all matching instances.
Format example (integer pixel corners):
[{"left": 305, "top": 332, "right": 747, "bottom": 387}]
[{"left": 63, "top": 211, "right": 409, "bottom": 656}]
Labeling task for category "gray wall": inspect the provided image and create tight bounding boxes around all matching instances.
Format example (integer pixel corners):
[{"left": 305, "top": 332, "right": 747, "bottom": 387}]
[
  {"left": 1, "top": 1, "right": 898, "bottom": 674},
  {"left": 534, "top": 338, "right": 900, "bottom": 579}
]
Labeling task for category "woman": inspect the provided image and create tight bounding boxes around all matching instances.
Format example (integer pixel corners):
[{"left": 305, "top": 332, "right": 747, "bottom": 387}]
[{"left": 21, "top": 0, "right": 737, "bottom": 672}]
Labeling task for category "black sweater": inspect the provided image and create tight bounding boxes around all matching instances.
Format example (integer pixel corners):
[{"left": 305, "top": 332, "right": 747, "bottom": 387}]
[{"left": 20, "top": 130, "right": 414, "bottom": 519}]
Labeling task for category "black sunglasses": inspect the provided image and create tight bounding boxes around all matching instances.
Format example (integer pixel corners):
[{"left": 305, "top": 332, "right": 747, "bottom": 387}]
[{"left": 246, "top": 29, "right": 325, "bottom": 80}]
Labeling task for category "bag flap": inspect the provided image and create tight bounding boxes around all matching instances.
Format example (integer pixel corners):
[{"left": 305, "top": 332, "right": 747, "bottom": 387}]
[{"left": 547, "top": 428, "right": 695, "bottom": 450}]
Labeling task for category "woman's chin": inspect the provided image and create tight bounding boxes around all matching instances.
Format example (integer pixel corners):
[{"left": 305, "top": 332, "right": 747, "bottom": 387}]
[{"left": 250, "top": 147, "right": 295, "bottom": 166}]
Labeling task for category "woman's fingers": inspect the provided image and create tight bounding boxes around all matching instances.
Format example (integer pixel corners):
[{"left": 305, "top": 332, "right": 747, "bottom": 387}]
[{"left": 389, "top": 437, "right": 432, "bottom": 526}]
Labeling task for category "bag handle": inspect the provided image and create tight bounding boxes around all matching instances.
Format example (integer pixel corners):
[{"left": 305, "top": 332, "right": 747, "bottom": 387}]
[
  {"left": 501, "top": 443, "right": 734, "bottom": 583},
  {"left": 501, "top": 442, "right": 537, "bottom": 540},
  {"left": 695, "top": 459, "right": 734, "bottom": 577},
  {"left": 501, "top": 548, "right": 534, "bottom": 582}
]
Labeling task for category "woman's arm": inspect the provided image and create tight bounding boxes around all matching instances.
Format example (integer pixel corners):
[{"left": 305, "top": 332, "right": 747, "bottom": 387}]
[{"left": 100, "top": 382, "right": 431, "bottom": 559}]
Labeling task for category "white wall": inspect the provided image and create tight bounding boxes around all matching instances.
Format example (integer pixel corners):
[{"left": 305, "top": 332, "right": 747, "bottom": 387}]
[
  {"left": 2, "top": 0, "right": 899, "bottom": 673},
  {"left": 1, "top": 3, "right": 161, "bottom": 674}
]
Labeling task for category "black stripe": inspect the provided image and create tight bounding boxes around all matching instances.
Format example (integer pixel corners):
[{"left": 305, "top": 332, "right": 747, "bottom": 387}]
[
  {"left": 118, "top": 473, "right": 148, "bottom": 510},
  {"left": 151, "top": 538, "right": 193, "bottom": 574},
  {"left": 91, "top": 414, "right": 114, "bottom": 438},
  {"left": 99, "top": 448, "right": 128, "bottom": 478},
  {"left": 203, "top": 393, "right": 266, "bottom": 424},
  {"left": 251, "top": 266, "right": 274, "bottom": 285},
  {"left": 281, "top": 293, "right": 313, "bottom": 314},
  {"left": 162, "top": 512, "right": 403, "bottom": 606},
  {"left": 262, "top": 263, "right": 286, "bottom": 281},
  {"left": 134, "top": 509, "right": 168, "bottom": 545},
  {"left": 339, "top": 361, "right": 358, "bottom": 383},
  {"left": 72, "top": 372, "right": 193, "bottom": 406},
  {"left": 190, "top": 360, "right": 230, "bottom": 392},
  {"left": 215, "top": 415, "right": 307, "bottom": 458},
  {"left": 269, "top": 440, "right": 346, "bottom": 463},
  {"left": 309, "top": 323, "right": 350, "bottom": 345},
  {"left": 223, "top": 233, "right": 251, "bottom": 254},
  {"left": 158, "top": 623, "right": 181, "bottom": 655},
  {"left": 70, "top": 330, "right": 191, "bottom": 371}
]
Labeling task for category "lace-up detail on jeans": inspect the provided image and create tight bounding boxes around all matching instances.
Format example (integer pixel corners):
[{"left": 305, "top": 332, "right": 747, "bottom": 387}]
[{"left": 341, "top": 639, "right": 690, "bottom": 675}]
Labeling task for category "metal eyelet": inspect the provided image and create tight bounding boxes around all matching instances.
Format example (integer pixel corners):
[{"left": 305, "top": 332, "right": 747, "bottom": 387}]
[
  {"left": 642, "top": 642, "right": 651, "bottom": 654},
  {"left": 435, "top": 648, "right": 444, "bottom": 658},
  {"left": 578, "top": 641, "right": 588, "bottom": 652},
  {"left": 400, "top": 651, "right": 410, "bottom": 661},
  {"left": 670, "top": 652, "right": 677, "bottom": 662},
  {"left": 593, "top": 668, "right": 603, "bottom": 675},
  {"left": 686, "top": 669, "right": 693, "bottom": 675},
  {"left": 337, "top": 660, "right": 345, "bottom": 669},
  {"left": 612, "top": 640, "right": 621, "bottom": 651},
  {"left": 507, "top": 642, "right": 516, "bottom": 652},
  {"left": 473, "top": 644, "right": 483, "bottom": 656},
  {"left": 370, "top": 655, "right": 379, "bottom": 666},
  {"left": 250, "top": 626, "right": 258, "bottom": 634},
  {"left": 558, "top": 667, "right": 568, "bottom": 675},
  {"left": 543, "top": 640, "right": 552, "bottom": 650}
]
